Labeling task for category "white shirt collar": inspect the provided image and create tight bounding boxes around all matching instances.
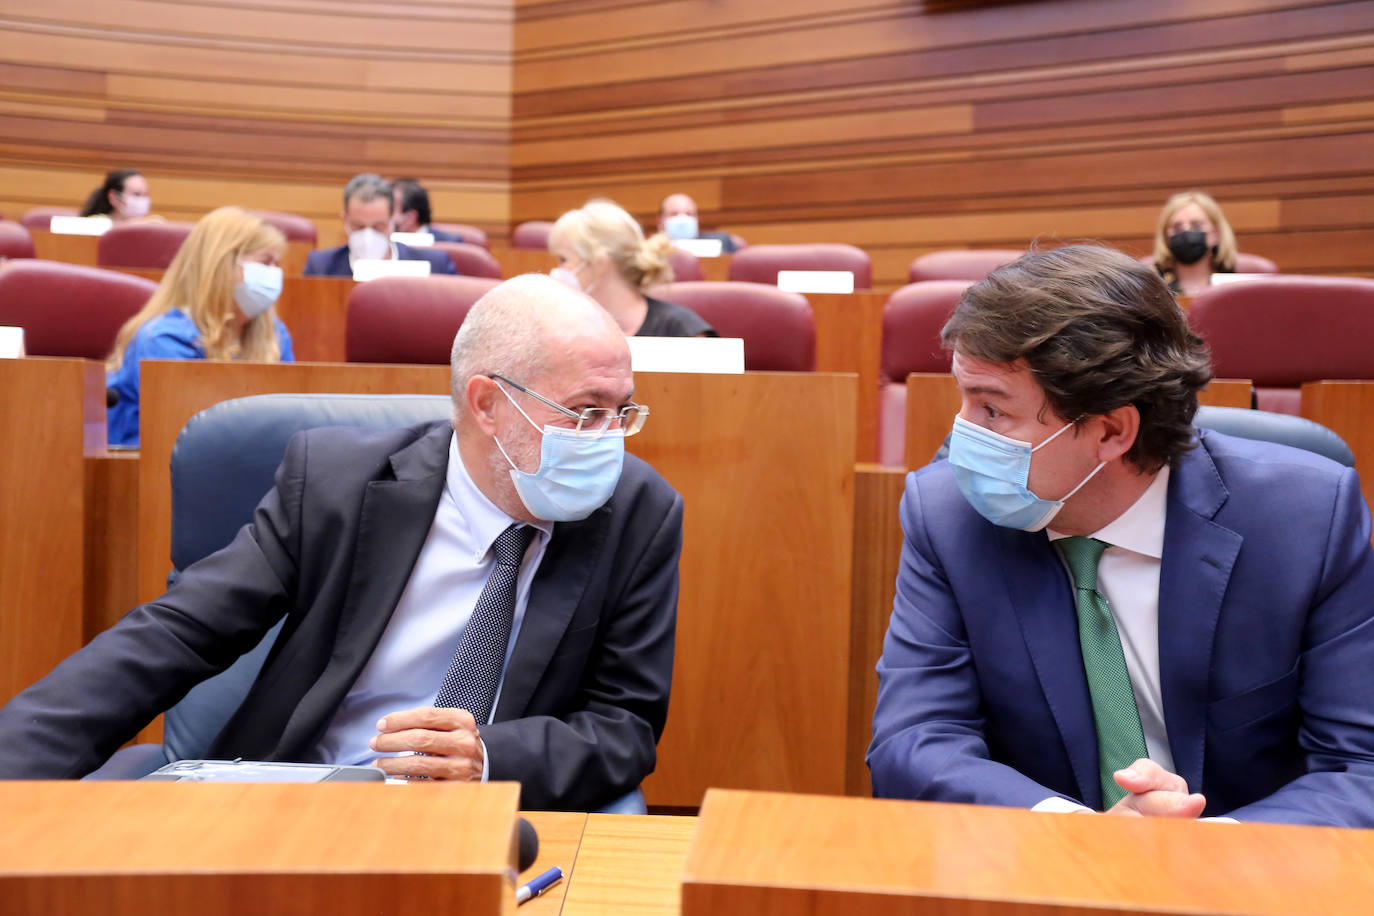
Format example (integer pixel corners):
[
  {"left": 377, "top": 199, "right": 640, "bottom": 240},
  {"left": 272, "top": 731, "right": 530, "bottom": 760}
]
[
  {"left": 1048, "top": 464, "right": 1169, "bottom": 559},
  {"left": 446, "top": 434, "right": 552, "bottom": 562}
]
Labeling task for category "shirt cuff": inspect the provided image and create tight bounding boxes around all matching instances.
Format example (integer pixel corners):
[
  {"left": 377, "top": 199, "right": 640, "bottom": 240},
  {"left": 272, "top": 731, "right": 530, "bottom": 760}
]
[
  {"left": 1032, "top": 796, "right": 1093, "bottom": 814},
  {"left": 479, "top": 737, "right": 489, "bottom": 782}
]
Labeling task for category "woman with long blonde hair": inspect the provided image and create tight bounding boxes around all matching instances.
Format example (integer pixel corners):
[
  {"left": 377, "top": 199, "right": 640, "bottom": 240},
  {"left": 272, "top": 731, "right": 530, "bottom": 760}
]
[
  {"left": 548, "top": 199, "right": 716, "bottom": 337},
  {"left": 1151, "top": 190, "right": 1238, "bottom": 297},
  {"left": 106, "top": 206, "right": 294, "bottom": 446}
]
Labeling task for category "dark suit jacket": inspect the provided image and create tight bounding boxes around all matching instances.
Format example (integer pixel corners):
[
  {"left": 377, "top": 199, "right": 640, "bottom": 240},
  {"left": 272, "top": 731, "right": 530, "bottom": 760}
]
[
  {"left": 0, "top": 423, "right": 682, "bottom": 810},
  {"left": 868, "top": 430, "right": 1374, "bottom": 826},
  {"left": 422, "top": 225, "right": 466, "bottom": 243},
  {"left": 303, "top": 242, "right": 457, "bottom": 276}
]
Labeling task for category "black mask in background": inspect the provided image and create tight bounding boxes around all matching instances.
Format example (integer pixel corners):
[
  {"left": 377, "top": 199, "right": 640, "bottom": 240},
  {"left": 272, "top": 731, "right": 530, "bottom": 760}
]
[{"left": 1167, "top": 230, "right": 1211, "bottom": 266}]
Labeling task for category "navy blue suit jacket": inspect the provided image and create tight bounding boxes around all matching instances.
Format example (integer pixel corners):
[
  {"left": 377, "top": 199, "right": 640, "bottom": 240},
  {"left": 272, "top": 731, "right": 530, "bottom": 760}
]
[
  {"left": 302, "top": 242, "right": 457, "bottom": 277},
  {"left": 422, "top": 225, "right": 466, "bottom": 243},
  {"left": 868, "top": 429, "right": 1374, "bottom": 826}
]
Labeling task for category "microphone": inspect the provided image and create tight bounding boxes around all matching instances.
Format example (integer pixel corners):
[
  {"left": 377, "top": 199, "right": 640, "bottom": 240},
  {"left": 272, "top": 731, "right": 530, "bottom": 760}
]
[
  {"left": 517, "top": 816, "right": 539, "bottom": 872},
  {"left": 106, "top": 386, "right": 119, "bottom": 407}
]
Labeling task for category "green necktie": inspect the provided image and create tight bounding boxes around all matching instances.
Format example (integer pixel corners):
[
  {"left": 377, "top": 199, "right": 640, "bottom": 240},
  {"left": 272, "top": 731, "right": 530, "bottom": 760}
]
[{"left": 1056, "top": 536, "right": 1148, "bottom": 808}]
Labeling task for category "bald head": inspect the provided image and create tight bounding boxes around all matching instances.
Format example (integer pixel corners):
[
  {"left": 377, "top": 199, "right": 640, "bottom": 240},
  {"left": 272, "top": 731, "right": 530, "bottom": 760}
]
[{"left": 659, "top": 193, "right": 698, "bottom": 226}]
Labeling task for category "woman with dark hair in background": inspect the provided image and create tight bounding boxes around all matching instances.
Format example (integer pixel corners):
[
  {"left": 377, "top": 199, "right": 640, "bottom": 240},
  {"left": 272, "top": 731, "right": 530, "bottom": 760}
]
[{"left": 79, "top": 169, "right": 151, "bottom": 221}]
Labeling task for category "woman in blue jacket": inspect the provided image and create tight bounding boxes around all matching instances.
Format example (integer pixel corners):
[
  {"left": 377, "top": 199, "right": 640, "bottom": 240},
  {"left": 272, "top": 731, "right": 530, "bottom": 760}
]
[{"left": 106, "top": 206, "right": 295, "bottom": 446}]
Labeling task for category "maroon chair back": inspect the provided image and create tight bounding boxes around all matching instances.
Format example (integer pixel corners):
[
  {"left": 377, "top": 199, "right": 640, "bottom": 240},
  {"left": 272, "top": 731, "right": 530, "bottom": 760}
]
[
  {"left": 651, "top": 281, "right": 814, "bottom": 370},
  {"left": 1234, "top": 252, "right": 1279, "bottom": 274},
  {"left": 511, "top": 221, "right": 554, "bottom": 250},
  {"left": 0, "top": 259, "right": 157, "bottom": 358},
  {"left": 346, "top": 275, "right": 501, "bottom": 364},
  {"left": 667, "top": 247, "right": 703, "bottom": 283},
  {"left": 0, "top": 221, "right": 36, "bottom": 260},
  {"left": 908, "top": 249, "right": 1024, "bottom": 284},
  {"left": 728, "top": 243, "right": 872, "bottom": 289},
  {"left": 432, "top": 223, "right": 489, "bottom": 249},
  {"left": 247, "top": 209, "right": 317, "bottom": 245},
  {"left": 19, "top": 207, "right": 78, "bottom": 231},
  {"left": 878, "top": 281, "right": 971, "bottom": 466},
  {"left": 1188, "top": 275, "right": 1374, "bottom": 414},
  {"left": 432, "top": 241, "right": 503, "bottom": 279},
  {"left": 97, "top": 221, "right": 196, "bottom": 270}
]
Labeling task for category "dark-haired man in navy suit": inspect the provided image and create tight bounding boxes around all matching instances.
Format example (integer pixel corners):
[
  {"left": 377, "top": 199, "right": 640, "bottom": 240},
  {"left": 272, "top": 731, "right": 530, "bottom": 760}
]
[{"left": 304, "top": 173, "right": 457, "bottom": 277}]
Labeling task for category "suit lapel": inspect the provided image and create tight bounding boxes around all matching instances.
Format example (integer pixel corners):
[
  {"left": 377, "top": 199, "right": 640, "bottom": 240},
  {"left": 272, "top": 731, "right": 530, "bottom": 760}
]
[
  {"left": 274, "top": 425, "right": 451, "bottom": 758},
  {"left": 493, "top": 503, "right": 611, "bottom": 721},
  {"left": 998, "top": 526, "right": 1102, "bottom": 807},
  {"left": 1157, "top": 435, "right": 1241, "bottom": 795}
]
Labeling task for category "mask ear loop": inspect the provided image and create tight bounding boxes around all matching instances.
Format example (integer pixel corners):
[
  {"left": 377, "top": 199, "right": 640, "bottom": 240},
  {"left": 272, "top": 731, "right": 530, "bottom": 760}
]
[
  {"left": 492, "top": 380, "right": 546, "bottom": 471},
  {"left": 1031, "top": 416, "right": 1106, "bottom": 502}
]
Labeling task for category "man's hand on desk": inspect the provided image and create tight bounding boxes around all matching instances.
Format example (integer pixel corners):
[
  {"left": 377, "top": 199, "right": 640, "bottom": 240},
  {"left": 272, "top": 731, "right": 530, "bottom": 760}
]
[
  {"left": 369, "top": 706, "right": 484, "bottom": 780},
  {"left": 1104, "top": 758, "right": 1206, "bottom": 818}
]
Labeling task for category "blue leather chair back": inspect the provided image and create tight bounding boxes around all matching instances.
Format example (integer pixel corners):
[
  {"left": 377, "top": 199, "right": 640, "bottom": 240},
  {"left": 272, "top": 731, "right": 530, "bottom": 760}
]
[
  {"left": 1193, "top": 406, "right": 1354, "bottom": 467},
  {"left": 162, "top": 394, "right": 452, "bottom": 760}
]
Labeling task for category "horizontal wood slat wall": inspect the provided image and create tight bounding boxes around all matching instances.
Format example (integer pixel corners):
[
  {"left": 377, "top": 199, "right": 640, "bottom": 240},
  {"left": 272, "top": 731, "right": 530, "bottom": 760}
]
[
  {"left": 0, "top": 1, "right": 513, "bottom": 248},
  {"left": 512, "top": 0, "right": 1374, "bottom": 287}
]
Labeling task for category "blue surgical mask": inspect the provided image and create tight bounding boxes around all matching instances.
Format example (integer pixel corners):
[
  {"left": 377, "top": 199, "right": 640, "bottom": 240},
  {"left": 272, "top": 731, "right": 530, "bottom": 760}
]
[
  {"left": 234, "top": 261, "right": 283, "bottom": 319},
  {"left": 947, "top": 415, "right": 1106, "bottom": 532},
  {"left": 493, "top": 386, "right": 624, "bottom": 521},
  {"left": 663, "top": 214, "right": 698, "bottom": 240}
]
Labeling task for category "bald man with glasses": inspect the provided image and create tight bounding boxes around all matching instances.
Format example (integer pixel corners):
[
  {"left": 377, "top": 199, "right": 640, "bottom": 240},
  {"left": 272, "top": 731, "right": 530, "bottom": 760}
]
[{"left": 0, "top": 275, "right": 682, "bottom": 812}]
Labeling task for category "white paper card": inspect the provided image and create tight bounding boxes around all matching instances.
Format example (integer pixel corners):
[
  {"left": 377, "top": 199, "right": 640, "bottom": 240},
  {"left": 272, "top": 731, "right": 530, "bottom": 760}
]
[
  {"left": 352, "top": 258, "right": 432, "bottom": 282},
  {"left": 390, "top": 231, "right": 435, "bottom": 248},
  {"left": 49, "top": 215, "right": 112, "bottom": 236},
  {"left": 672, "top": 238, "right": 723, "bottom": 258},
  {"left": 1207, "top": 273, "right": 1276, "bottom": 286},
  {"left": 776, "top": 270, "right": 854, "bottom": 294},
  {"left": 0, "top": 326, "right": 25, "bottom": 358},
  {"left": 628, "top": 336, "right": 744, "bottom": 374}
]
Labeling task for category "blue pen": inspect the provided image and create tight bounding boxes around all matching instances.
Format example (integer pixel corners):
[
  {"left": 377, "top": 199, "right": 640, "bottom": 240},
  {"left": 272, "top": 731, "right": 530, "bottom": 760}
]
[{"left": 516, "top": 865, "right": 563, "bottom": 904}]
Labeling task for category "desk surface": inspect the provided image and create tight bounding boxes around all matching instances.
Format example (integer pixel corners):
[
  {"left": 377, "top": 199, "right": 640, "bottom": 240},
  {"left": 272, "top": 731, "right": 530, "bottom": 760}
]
[{"left": 562, "top": 814, "right": 697, "bottom": 916}]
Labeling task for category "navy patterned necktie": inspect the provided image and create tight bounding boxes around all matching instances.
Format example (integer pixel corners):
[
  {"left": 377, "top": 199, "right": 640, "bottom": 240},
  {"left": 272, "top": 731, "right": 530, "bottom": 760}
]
[{"left": 433, "top": 523, "right": 537, "bottom": 723}]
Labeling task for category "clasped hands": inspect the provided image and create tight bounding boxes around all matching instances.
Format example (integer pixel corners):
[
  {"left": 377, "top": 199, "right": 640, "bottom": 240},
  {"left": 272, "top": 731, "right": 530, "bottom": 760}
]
[
  {"left": 1102, "top": 757, "right": 1207, "bottom": 818},
  {"left": 368, "top": 706, "right": 483, "bottom": 781}
]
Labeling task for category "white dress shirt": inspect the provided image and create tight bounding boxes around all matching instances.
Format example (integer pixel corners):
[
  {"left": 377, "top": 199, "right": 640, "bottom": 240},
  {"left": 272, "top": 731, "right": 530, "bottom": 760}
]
[{"left": 313, "top": 434, "right": 551, "bottom": 768}]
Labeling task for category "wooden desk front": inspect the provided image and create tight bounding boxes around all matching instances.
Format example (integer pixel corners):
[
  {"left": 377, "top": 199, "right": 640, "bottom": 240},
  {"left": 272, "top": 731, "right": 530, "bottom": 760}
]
[
  {"left": 137, "top": 362, "right": 858, "bottom": 808},
  {"left": 0, "top": 781, "right": 521, "bottom": 916},
  {"left": 31, "top": 230, "right": 312, "bottom": 276},
  {"left": 1303, "top": 380, "right": 1374, "bottom": 543},
  {"left": 683, "top": 789, "right": 1374, "bottom": 915}
]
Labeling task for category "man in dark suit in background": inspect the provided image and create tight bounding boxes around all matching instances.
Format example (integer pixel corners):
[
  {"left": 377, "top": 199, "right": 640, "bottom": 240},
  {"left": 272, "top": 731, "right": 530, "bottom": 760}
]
[
  {"left": 0, "top": 275, "right": 681, "bottom": 811},
  {"left": 392, "top": 177, "right": 465, "bottom": 242},
  {"left": 869, "top": 245, "right": 1374, "bottom": 827},
  {"left": 303, "top": 173, "right": 457, "bottom": 276},
  {"left": 658, "top": 192, "right": 741, "bottom": 253}
]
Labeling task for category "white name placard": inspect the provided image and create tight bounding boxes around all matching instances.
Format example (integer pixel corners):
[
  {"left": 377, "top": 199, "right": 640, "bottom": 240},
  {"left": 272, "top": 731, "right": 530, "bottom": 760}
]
[
  {"left": 776, "top": 270, "right": 855, "bottom": 294},
  {"left": 390, "top": 231, "right": 435, "bottom": 248},
  {"left": 49, "top": 215, "right": 112, "bottom": 236},
  {"left": 352, "top": 258, "right": 432, "bottom": 282},
  {"left": 1208, "top": 273, "right": 1278, "bottom": 286},
  {"left": 628, "top": 336, "right": 744, "bottom": 374},
  {"left": 0, "top": 326, "right": 25, "bottom": 358},
  {"left": 671, "top": 238, "right": 723, "bottom": 258}
]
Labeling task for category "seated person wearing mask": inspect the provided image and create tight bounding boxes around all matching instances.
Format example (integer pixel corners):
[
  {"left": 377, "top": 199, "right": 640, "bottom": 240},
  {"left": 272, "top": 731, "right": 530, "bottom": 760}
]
[
  {"left": 0, "top": 275, "right": 681, "bottom": 812},
  {"left": 868, "top": 244, "right": 1374, "bottom": 828},
  {"left": 303, "top": 173, "right": 457, "bottom": 276},
  {"left": 105, "top": 206, "right": 294, "bottom": 447},
  {"left": 550, "top": 198, "right": 716, "bottom": 338},
  {"left": 1151, "top": 190, "right": 1238, "bottom": 297},
  {"left": 657, "top": 193, "right": 741, "bottom": 253},
  {"left": 79, "top": 168, "right": 153, "bottom": 222},
  {"left": 392, "top": 177, "right": 465, "bottom": 242}
]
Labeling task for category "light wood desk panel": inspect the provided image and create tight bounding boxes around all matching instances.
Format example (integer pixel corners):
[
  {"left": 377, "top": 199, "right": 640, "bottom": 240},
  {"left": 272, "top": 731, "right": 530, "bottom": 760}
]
[
  {"left": 811, "top": 290, "right": 883, "bottom": 463},
  {"left": 683, "top": 789, "right": 1374, "bottom": 915},
  {"left": 521, "top": 811, "right": 586, "bottom": 914},
  {"left": 561, "top": 814, "right": 697, "bottom": 916},
  {"left": 1302, "top": 380, "right": 1374, "bottom": 544},
  {"left": 0, "top": 781, "right": 520, "bottom": 916}
]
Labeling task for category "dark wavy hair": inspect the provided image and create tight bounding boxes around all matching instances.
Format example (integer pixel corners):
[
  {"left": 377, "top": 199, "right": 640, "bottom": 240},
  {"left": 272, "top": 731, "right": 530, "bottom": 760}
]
[
  {"left": 392, "top": 177, "right": 431, "bottom": 226},
  {"left": 80, "top": 169, "right": 142, "bottom": 217},
  {"left": 941, "top": 244, "right": 1213, "bottom": 472}
]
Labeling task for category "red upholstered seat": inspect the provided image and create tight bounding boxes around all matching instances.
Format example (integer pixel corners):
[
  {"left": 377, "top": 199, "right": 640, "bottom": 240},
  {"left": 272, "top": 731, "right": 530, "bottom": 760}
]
[
  {"left": 246, "top": 209, "right": 317, "bottom": 245},
  {"left": 97, "top": 221, "right": 195, "bottom": 269},
  {"left": 0, "top": 221, "right": 36, "bottom": 261},
  {"left": 650, "top": 281, "right": 814, "bottom": 370},
  {"left": 728, "top": 243, "right": 872, "bottom": 289},
  {"left": 346, "top": 275, "right": 501, "bottom": 364},
  {"left": 432, "top": 223, "right": 489, "bottom": 249},
  {"left": 878, "top": 280, "right": 972, "bottom": 466},
  {"left": 908, "top": 249, "right": 1024, "bottom": 284},
  {"left": 511, "top": 221, "right": 554, "bottom": 250},
  {"left": 1188, "top": 275, "right": 1374, "bottom": 414},
  {"left": 19, "top": 207, "right": 78, "bottom": 230},
  {"left": 667, "top": 246, "right": 703, "bottom": 283},
  {"left": 0, "top": 259, "right": 157, "bottom": 358},
  {"left": 431, "top": 241, "right": 502, "bottom": 279}
]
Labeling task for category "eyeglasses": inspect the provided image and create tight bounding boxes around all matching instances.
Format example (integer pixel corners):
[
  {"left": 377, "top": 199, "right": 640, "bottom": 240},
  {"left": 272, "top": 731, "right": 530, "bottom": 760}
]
[{"left": 491, "top": 374, "right": 648, "bottom": 438}]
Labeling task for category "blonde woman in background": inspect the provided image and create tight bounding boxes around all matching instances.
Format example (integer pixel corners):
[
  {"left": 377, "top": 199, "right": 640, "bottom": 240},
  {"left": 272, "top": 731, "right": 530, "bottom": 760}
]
[
  {"left": 548, "top": 199, "right": 716, "bottom": 337},
  {"left": 1152, "top": 191, "right": 1238, "bottom": 296},
  {"left": 106, "top": 206, "right": 295, "bottom": 446}
]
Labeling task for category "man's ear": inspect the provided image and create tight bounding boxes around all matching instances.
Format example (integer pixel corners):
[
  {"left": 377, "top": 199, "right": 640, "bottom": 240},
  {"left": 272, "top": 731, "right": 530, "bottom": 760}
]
[
  {"left": 467, "top": 375, "right": 501, "bottom": 436},
  {"left": 1094, "top": 404, "right": 1141, "bottom": 464}
]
